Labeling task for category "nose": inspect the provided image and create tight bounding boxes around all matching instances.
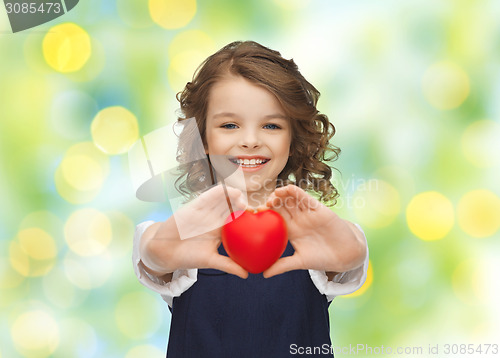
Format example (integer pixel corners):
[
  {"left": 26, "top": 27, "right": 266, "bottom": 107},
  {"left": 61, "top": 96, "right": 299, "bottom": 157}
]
[{"left": 239, "top": 128, "right": 261, "bottom": 149}]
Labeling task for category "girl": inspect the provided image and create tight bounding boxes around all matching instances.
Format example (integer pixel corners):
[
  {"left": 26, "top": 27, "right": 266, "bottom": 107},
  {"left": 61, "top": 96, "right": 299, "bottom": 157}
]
[{"left": 133, "top": 41, "right": 369, "bottom": 357}]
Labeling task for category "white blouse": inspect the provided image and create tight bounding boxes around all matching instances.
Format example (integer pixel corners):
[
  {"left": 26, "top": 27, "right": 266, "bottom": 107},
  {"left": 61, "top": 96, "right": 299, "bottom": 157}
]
[{"left": 133, "top": 221, "right": 369, "bottom": 307}]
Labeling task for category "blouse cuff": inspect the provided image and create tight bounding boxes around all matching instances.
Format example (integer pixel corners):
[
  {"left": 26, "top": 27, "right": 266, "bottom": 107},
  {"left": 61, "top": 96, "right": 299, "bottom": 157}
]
[
  {"left": 133, "top": 221, "right": 198, "bottom": 307},
  {"left": 308, "top": 223, "right": 369, "bottom": 301}
]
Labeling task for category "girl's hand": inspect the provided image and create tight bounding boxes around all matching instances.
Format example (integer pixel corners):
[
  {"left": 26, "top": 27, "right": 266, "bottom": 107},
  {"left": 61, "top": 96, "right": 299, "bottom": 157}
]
[
  {"left": 259, "top": 185, "right": 366, "bottom": 278},
  {"left": 140, "top": 185, "right": 249, "bottom": 279}
]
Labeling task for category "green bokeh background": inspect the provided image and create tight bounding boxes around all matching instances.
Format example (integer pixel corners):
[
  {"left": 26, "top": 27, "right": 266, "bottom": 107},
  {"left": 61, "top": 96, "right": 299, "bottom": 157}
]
[{"left": 1, "top": 1, "right": 499, "bottom": 357}]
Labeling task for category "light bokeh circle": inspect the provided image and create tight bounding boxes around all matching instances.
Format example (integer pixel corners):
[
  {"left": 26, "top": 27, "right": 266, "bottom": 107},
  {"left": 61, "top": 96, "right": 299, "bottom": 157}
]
[
  {"left": 11, "top": 310, "right": 59, "bottom": 357},
  {"left": 9, "top": 228, "right": 57, "bottom": 277},
  {"left": 167, "top": 30, "right": 216, "bottom": 91},
  {"left": 91, "top": 106, "right": 139, "bottom": 155},
  {"left": 61, "top": 154, "right": 104, "bottom": 191},
  {"left": 149, "top": 0, "right": 196, "bottom": 29},
  {"left": 62, "top": 252, "right": 113, "bottom": 290},
  {"left": 19, "top": 211, "right": 63, "bottom": 237},
  {"left": 54, "top": 166, "right": 100, "bottom": 204},
  {"left": 18, "top": 228, "right": 57, "bottom": 260},
  {"left": 55, "top": 142, "right": 109, "bottom": 204},
  {"left": 64, "top": 208, "right": 112, "bottom": 256},
  {"left": 457, "top": 189, "right": 500, "bottom": 238},
  {"left": 422, "top": 61, "right": 470, "bottom": 110},
  {"left": 352, "top": 179, "right": 401, "bottom": 228},
  {"left": 43, "top": 23, "right": 92, "bottom": 73},
  {"left": 406, "top": 191, "right": 455, "bottom": 240}
]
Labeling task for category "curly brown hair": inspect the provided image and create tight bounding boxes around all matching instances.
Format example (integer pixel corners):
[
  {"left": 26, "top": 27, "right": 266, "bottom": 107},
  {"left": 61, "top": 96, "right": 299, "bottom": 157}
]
[{"left": 174, "top": 41, "right": 341, "bottom": 206}]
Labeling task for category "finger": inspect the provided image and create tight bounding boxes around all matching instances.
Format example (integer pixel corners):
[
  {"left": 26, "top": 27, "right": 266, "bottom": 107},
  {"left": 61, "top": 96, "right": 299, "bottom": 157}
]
[
  {"left": 276, "top": 185, "right": 321, "bottom": 212},
  {"left": 254, "top": 204, "right": 268, "bottom": 212},
  {"left": 199, "top": 185, "right": 227, "bottom": 210},
  {"left": 269, "top": 203, "right": 293, "bottom": 222},
  {"left": 268, "top": 193, "right": 302, "bottom": 220},
  {"left": 211, "top": 188, "right": 246, "bottom": 220},
  {"left": 265, "top": 192, "right": 279, "bottom": 207},
  {"left": 263, "top": 255, "right": 303, "bottom": 278},
  {"left": 222, "top": 186, "right": 248, "bottom": 212},
  {"left": 225, "top": 185, "right": 244, "bottom": 201},
  {"left": 217, "top": 197, "right": 247, "bottom": 225},
  {"left": 279, "top": 184, "right": 306, "bottom": 200},
  {"left": 274, "top": 184, "right": 301, "bottom": 197},
  {"left": 267, "top": 186, "right": 291, "bottom": 197},
  {"left": 263, "top": 192, "right": 294, "bottom": 220},
  {"left": 225, "top": 188, "right": 248, "bottom": 211},
  {"left": 207, "top": 255, "right": 249, "bottom": 279},
  {"left": 267, "top": 191, "right": 299, "bottom": 209}
]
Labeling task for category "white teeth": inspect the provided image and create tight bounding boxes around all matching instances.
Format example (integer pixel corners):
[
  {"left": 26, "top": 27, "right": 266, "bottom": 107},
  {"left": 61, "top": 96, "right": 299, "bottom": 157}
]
[{"left": 232, "top": 158, "right": 268, "bottom": 165}]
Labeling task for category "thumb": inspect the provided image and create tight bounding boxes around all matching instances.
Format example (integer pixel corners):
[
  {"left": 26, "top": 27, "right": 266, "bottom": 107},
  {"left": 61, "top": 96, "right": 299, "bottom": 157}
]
[
  {"left": 208, "top": 255, "right": 249, "bottom": 279},
  {"left": 263, "top": 255, "right": 303, "bottom": 278}
]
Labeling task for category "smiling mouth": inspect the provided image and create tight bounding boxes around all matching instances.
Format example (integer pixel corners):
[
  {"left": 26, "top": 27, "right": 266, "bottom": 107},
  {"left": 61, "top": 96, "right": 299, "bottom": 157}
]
[{"left": 229, "top": 158, "right": 270, "bottom": 168}]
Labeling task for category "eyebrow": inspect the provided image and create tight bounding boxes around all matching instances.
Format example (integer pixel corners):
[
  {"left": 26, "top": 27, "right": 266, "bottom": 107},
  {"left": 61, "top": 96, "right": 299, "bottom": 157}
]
[{"left": 211, "top": 112, "right": 288, "bottom": 121}]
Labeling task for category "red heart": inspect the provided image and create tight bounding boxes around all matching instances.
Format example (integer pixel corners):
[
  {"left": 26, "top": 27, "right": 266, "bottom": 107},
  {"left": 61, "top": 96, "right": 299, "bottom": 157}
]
[{"left": 221, "top": 209, "right": 288, "bottom": 274}]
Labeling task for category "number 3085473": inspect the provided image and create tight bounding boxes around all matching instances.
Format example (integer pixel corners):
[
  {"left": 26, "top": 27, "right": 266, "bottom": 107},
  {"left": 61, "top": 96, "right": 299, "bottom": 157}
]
[{"left": 5, "top": 2, "right": 62, "bottom": 14}]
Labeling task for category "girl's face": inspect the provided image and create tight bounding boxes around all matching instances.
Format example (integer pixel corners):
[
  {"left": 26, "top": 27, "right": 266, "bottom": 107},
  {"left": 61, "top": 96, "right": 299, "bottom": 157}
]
[{"left": 205, "top": 75, "right": 292, "bottom": 205}]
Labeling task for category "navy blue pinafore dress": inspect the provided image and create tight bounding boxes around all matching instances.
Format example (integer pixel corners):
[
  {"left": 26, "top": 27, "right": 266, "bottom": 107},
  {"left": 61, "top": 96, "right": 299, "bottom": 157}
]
[{"left": 166, "top": 242, "right": 334, "bottom": 357}]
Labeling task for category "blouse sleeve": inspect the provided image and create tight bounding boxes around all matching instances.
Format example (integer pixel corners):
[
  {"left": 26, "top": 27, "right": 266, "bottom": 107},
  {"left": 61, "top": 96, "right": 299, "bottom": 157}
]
[
  {"left": 132, "top": 221, "right": 198, "bottom": 307},
  {"left": 308, "top": 223, "right": 369, "bottom": 302}
]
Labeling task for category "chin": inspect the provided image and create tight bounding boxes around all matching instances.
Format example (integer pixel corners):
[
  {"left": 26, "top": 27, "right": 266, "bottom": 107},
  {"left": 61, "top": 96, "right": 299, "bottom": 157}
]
[{"left": 221, "top": 176, "right": 248, "bottom": 192}]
